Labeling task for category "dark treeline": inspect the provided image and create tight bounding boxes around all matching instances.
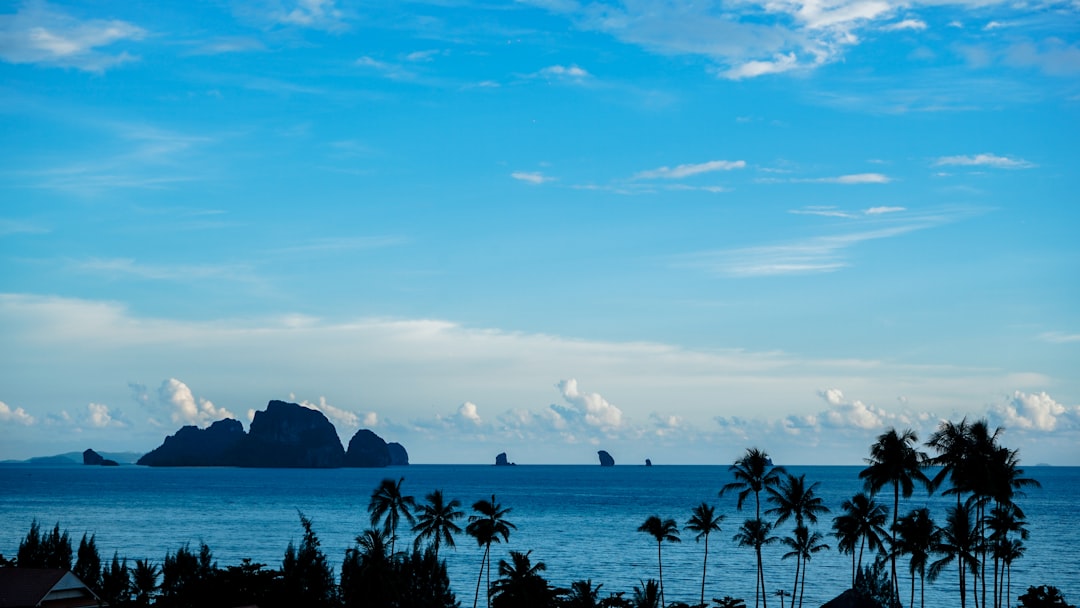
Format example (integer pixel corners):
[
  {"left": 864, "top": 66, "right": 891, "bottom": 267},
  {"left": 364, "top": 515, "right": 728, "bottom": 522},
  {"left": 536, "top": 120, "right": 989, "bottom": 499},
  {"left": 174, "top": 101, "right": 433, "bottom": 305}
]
[{"left": 1, "top": 418, "right": 1075, "bottom": 608}]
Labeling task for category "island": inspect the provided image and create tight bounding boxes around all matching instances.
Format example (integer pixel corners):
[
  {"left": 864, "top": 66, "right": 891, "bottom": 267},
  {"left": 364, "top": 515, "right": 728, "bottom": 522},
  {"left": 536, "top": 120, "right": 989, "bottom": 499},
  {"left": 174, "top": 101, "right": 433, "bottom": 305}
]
[
  {"left": 83, "top": 449, "right": 119, "bottom": 466},
  {"left": 597, "top": 450, "right": 615, "bottom": 467},
  {"left": 138, "top": 400, "right": 408, "bottom": 468},
  {"left": 495, "top": 452, "right": 515, "bottom": 466}
]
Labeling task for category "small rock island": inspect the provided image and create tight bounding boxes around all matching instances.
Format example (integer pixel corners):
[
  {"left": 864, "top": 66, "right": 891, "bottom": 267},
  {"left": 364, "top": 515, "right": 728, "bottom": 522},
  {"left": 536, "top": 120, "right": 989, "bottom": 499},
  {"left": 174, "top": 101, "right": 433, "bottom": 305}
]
[
  {"left": 83, "top": 449, "right": 119, "bottom": 466},
  {"left": 138, "top": 400, "right": 407, "bottom": 468},
  {"left": 495, "top": 452, "right": 515, "bottom": 466},
  {"left": 597, "top": 450, "right": 615, "bottom": 467}
]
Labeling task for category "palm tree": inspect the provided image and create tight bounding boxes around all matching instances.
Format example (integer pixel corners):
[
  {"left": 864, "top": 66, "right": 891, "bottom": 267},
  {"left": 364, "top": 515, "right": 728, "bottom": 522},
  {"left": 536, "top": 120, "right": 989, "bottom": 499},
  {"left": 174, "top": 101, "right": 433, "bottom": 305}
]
[
  {"left": 632, "top": 579, "right": 660, "bottom": 608},
  {"left": 638, "top": 516, "right": 680, "bottom": 608},
  {"left": 986, "top": 503, "right": 1029, "bottom": 608},
  {"left": 998, "top": 539, "right": 1024, "bottom": 608},
  {"left": 929, "top": 503, "right": 980, "bottom": 608},
  {"left": 893, "top": 508, "right": 936, "bottom": 608},
  {"left": 721, "top": 448, "right": 785, "bottom": 519},
  {"left": 734, "top": 518, "right": 777, "bottom": 608},
  {"left": 490, "top": 550, "right": 556, "bottom": 608},
  {"left": 780, "top": 526, "right": 829, "bottom": 608},
  {"left": 766, "top": 473, "right": 829, "bottom": 530},
  {"left": 687, "top": 503, "right": 725, "bottom": 608},
  {"left": 466, "top": 495, "right": 516, "bottom": 608},
  {"left": 926, "top": 418, "right": 973, "bottom": 504},
  {"left": 564, "top": 579, "right": 603, "bottom": 608},
  {"left": 831, "top": 492, "right": 889, "bottom": 587},
  {"left": 859, "top": 427, "right": 929, "bottom": 602},
  {"left": 131, "top": 559, "right": 159, "bottom": 607},
  {"left": 368, "top": 477, "right": 417, "bottom": 555},
  {"left": 413, "top": 489, "right": 464, "bottom": 558}
]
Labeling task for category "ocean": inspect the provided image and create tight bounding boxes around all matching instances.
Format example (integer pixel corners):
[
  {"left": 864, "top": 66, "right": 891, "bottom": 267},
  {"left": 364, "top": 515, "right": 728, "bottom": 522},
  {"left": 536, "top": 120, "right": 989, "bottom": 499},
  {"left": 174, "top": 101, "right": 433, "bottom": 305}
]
[{"left": 1, "top": 464, "right": 1076, "bottom": 607}]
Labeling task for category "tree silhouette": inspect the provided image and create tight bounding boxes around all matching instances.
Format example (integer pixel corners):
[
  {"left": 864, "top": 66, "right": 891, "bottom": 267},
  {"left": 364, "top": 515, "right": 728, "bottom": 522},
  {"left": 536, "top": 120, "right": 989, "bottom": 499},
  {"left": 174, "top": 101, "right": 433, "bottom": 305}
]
[
  {"left": 892, "top": 508, "right": 936, "bottom": 608},
  {"left": 929, "top": 503, "right": 980, "bottom": 608},
  {"left": 413, "top": 489, "right": 464, "bottom": 559},
  {"left": 564, "top": 579, "right": 604, "bottom": 608},
  {"left": 281, "top": 512, "right": 337, "bottom": 608},
  {"left": 131, "top": 559, "right": 159, "bottom": 607},
  {"left": 687, "top": 503, "right": 725, "bottom": 608},
  {"left": 101, "top": 552, "right": 130, "bottom": 607},
  {"left": 780, "top": 525, "right": 828, "bottom": 608},
  {"left": 632, "top": 579, "right": 660, "bottom": 608},
  {"left": 466, "top": 495, "right": 516, "bottom": 608},
  {"left": 831, "top": 492, "right": 889, "bottom": 588},
  {"left": 734, "top": 518, "right": 777, "bottom": 608},
  {"left": 766, "top": 473, "right": 829, "bottom": 529},
  {"left": 74, "top": 533, "right": 102, "bottom": 592},
  {"left": 490, "top": 550, "right": 558, "bottom": 608},
  {"left": 369, "top": 477, "right": 417, "bottom": 556},
  {"left": 859, "top": 428, "right": 929, "bottom": 602},
  {"left": 638, "top": 516, "right": 681, "bottom": 608},
  {"left": 17, "top": 521, "right": 72, "bottom": 569},
  {"left": 721, "top": 448, "right": 785, "bottom": 520}
]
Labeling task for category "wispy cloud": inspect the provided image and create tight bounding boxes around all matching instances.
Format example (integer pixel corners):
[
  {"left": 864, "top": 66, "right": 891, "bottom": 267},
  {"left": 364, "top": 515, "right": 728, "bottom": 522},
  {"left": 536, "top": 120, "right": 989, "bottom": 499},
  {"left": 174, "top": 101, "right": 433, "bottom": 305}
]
[
  {"left": 635, "top": 160, "right": 746, "bottom": 180},
  {"left": 0, "top": 1, "right": 145, "bottom": 72},
  {"left": 882, "top": 19, "right": 928, "bottom": 32},
  {"left": 511, "top": 171, "right": 555, "bottom": 185},
  {"left": 764, "top": 173, "right": 892, "bottom": 184},
  {"left": 535, "top": 64, "right": 591, "bottom": 83},
  {"left": 70, "top": 257, "right": 257, "bottom": 283},
  {"left": 934, "top": 153, "right": 1035, "bottom": 169},
  {"left": 677, "top": 210, "right": 952, "bottom": 277},
  {"left": 1039, "top": 331, "right": 1080, "bottom": 344},
  {"left": 272, "top": 0, "right": 346, "bottom": 31},
  {"left": 355, "top": 56, "right": 416, "bottom": 81}
]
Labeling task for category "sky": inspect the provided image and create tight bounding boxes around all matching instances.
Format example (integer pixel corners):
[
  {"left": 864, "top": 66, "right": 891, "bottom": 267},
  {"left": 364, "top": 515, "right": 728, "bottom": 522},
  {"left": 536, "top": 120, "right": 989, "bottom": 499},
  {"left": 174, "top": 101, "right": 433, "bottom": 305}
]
[{"left": 1, "top": 0, "right": 1078, "bottom": 466}]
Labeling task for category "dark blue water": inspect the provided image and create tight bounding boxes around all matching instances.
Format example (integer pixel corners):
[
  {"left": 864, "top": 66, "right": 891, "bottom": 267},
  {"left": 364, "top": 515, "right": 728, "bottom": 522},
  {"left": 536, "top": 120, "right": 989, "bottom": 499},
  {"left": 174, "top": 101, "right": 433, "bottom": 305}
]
[{"left": 1, "top": 464, "right": 1076, "bottom": 607}]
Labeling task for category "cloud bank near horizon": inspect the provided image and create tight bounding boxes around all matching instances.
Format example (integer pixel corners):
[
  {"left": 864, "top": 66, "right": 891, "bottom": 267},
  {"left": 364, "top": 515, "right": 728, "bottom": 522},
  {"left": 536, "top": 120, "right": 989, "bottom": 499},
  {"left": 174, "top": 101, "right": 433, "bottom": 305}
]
[{"left": 1, "top": 293, "right": 1076, "bottom": 464}]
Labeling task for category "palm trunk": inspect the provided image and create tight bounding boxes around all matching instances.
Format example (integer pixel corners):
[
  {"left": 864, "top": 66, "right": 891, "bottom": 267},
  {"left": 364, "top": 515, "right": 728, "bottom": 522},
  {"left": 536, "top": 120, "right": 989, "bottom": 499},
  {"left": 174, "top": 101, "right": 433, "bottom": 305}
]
[
  {"left": 799, "top": 561, "right": 808, "bottom": 608},
  {"left": 959, "top": 558, "right": 967, "bottom": 608},
  {"left": 892, "top": 483, "right": 900, "bottom": 605},
  {"left": 910, "top": 564, "right": 915, "bottom": 608},
  {"left": 657, "top": 541, "right": 665, "bottom": 608},
  {"left": 758, "top": 546, "right": 768, "bottom": 608},
  {"left": 473, "top": 543, "right": 489, "bottom": 608},
  {"left": 486, "top": 545, "right": 492, "bottom": 608},
  {"left": 701, "top": 534, "right": 709, "bottom": 608},
  {"left": 920, "top": 569, "right": 925, "bottom": 608},
  {"left": 791, "top": 555, "right": 800, "bottom": 608}
]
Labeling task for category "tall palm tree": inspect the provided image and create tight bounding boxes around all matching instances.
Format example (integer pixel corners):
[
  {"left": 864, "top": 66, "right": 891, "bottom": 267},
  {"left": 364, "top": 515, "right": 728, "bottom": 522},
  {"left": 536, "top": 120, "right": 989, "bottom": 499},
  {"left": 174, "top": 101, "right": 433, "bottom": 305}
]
[
  {"left": 986, "top": 503, "right": 1028, "bottom": 608},
  {"left": 831, "top": 492, "right": 889, "bottom": 587},
  {"left": 637, "top": 516, "right": 680, "bottom": 608},
  {"left": 767, "top": 473, "right": 830, "bottom": 529},
  {"left": 721, "top": 448, "right": 785, "bottom": 520},
  {"left": 780, "top": 525, "right": 828, "bottom": 608},
  {"left": 734, "top": 518, "right": 777, "bottom": 608},
  {"left": 998, "top": 538, "right": 1024, "bottom": 608},
  {"left": 893, "top": 508, "right": 936, "bottom": 608},
  {"left": 368, "top": 477, "right": 417, "bottom": 555},
  {"left": 466, "top": 495, "right": 516, "bottom": 608},
  {"left": 926, "top": 418, "right": 973, "bottom": 504},
  {"left": 929, "top": 503, "right": 980, "bottom": 608},
  {"left": 859, "top": 427, "right": 929, "bottom": 602},
  {"left": 413, "top": 489, "right": 464, "bottom": 558},
  {"left": 686, "top": 503, "right": 725, "bottom": 608}
]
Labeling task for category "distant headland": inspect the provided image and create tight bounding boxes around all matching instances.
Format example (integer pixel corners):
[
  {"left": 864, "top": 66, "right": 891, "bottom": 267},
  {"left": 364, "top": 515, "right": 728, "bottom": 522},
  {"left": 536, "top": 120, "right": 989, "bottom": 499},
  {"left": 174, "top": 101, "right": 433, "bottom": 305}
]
[{"left": 137, "top": 399, "right": 409, "bottom": 468}]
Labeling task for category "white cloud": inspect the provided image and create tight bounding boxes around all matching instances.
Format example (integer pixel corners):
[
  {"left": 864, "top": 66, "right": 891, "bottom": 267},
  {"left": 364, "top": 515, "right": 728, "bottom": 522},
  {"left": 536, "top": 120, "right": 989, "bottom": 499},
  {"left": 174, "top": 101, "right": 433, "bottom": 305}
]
[
  {"left": 86, "top": 402, "right": 116, "bottom": 428},
  {"left": 458, "top": 401, "right": 482, "bottom": 425},
  {"left": 511, "top": 171, "right": 555, "bottom": 184},
  {"left": 865, "top": 206, "right": 906, "bottom": 215},
  {"left": 0, "top": 1, "right": 145, "bottom": 72},
  {"left": 721, "top": 53, "right": 802, "bottom": 80},
  {"left": 158, "top": 378, "right": 234, "bottom": 427},
  {"left": 362, "top": 411, "right": 378, "bottom": 426},
  {"left": 0, "top": 400, "right": 36, "bottom": 425},
  {"left": 992, "top": 391, "right": 1080, "bottom": 432},
  {"left": 1039, "top": 331, "right": 1080, "bottom": 344},
  {"left": 882, "top": 19, "right": 927, "bottom": 32},
  {"left": 558, "top": 379, "right": 624, "bottom": 431},
  {"left": 273, "top": 0, "right": 345, "bottom": 31},
  {"left": 297, "top": 396, "right": 361, "bottom": 429},
  {"left": 635, "top": 160, "right": 746, "bottom": 180},
  {"left": 537, "top": 64, "right": 590, "bottom": 80},
  {"left": 934, "top": 153, "right": 1035, "bottom": 169},
  {"left": 819, "top": 388, "right": 888, "bottom": 430},
  {"left": 826, "top": 173, "right": 892, "bottom": 184}
]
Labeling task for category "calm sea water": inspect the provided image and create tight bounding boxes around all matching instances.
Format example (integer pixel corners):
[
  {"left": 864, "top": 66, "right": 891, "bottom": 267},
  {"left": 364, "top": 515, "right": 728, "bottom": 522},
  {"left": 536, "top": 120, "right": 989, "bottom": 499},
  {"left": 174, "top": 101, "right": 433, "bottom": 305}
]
[{"left": 1, "top": 464, "right": 1076, "bottom": 607}]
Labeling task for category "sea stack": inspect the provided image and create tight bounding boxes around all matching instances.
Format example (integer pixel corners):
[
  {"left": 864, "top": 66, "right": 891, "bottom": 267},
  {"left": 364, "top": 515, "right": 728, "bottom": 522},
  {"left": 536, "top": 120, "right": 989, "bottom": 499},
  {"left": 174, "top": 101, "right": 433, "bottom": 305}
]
[
  {"left": 495, "top": 452, "right": 515, "bottom": 466},
  {"left": 598, "top": 450, "right": 615, "bottom": 467},
  {"left": 645, "top": 458, "right": 652, "bottom": 467}
]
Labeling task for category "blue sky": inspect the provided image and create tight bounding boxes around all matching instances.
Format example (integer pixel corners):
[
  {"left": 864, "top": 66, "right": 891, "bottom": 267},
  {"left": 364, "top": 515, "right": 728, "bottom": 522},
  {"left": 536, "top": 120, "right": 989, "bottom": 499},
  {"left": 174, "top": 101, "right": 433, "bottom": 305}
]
[{"left": 1, "top": 0, "right": 1078, "bottom": 465}]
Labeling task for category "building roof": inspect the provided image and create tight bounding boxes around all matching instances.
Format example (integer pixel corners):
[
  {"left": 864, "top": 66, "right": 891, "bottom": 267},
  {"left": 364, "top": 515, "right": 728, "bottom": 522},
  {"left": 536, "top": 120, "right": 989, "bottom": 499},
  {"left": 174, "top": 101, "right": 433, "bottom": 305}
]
[{"left": 0, "top": 569, "right": 101, "bottom": 608}]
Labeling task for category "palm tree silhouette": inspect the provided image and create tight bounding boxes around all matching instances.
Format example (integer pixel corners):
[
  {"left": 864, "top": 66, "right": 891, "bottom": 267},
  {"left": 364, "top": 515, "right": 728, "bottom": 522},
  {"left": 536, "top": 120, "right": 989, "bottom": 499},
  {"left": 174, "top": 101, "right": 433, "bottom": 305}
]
[
  {"left": 780, "top": 525, "right": 828, "bottom": 608},
  {"left": 927, "top": 418, "right": 973, "bottom": 505},
  {"left": 859, "top": 427, "right": 929, "bottom": 602},
  {"left": 929, "top": 503, "right": 979, "bottom": 608},
  {"left": 831, "top": 492, "right": 888, "bottom": 587},
  {"left": 632, "top": 579, "right": 660, "bottom": 608},
  {"left": 766, "top": 473, "right": 829, "bottom": 530},
  {"left": 563, "top": 579, "right": 603, "bottom": 608},
  {"left": 412, "top": 489, "right": 464, "bottom": 558},
  {"left": 368, "top": 477, "right": 417, "bottom": 556},
  {"left": 734, "top": 518, "right": 777, "bottom": 608},
  {"left": 998, "top": 538, "right": 1024, "bottom": 607},
  {"left": 687, "top": 502, "right": 725, "bottom": 607},
  {"left": 637, "top": 516, "right": 680, "bottom": 608},
  {"left": 490, "top": 550, "right": 555, "bottom": 608},
  {"left": 132, "top": 558, "right": 159, "bottom": 607},
  {"left": 721, "top": 448, "right": 785, "bottom": 520},
  {"left": 986, "top": 503, "right": 1029, "bottom": 608},
  {"left": 466, "top": 495, "right": 516, "bottom": 608},
  {"left": 893, "top": 507, "right": 937, "bottom": 608}
]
